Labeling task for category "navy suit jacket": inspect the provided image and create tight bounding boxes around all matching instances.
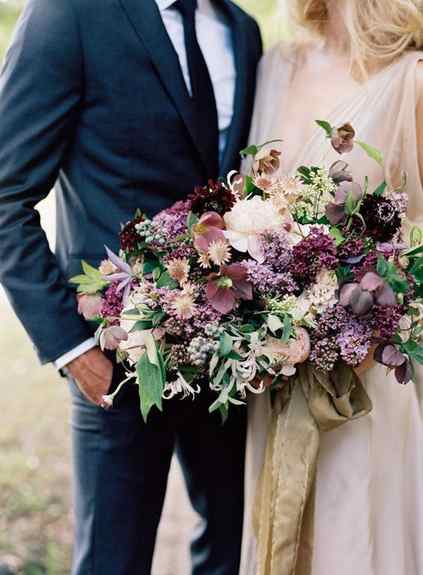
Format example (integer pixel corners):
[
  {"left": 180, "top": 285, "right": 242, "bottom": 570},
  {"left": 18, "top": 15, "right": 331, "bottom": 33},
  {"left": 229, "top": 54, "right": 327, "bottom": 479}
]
[{"left": 0, "top": 0, "right": 262, "bottom": 364}]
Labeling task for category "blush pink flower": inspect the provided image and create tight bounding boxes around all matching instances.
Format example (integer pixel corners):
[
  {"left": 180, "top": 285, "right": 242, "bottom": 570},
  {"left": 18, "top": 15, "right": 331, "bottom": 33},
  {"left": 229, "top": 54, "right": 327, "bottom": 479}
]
[
  {"left": 77, "top": 294, "right": 103, "bottom": 320},
  {"left": 100, "top": 326, "right": 128, "bottom": 351},
  {"left": 206, "top": 263, "right": 253, "bottom": 314},
  {"left": 192, "top": 212, "right": 226, "bottom": 252}
]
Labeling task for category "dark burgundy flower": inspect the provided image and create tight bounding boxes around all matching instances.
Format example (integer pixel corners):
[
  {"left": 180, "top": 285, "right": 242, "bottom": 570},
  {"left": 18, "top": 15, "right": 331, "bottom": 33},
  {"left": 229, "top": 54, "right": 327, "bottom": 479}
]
[
  {"left": 189, "top": 180, "right": 236, "bottom": 216},
  {"left": 361, "top": 195, "right": 401, "bottom": 242},
  {"left": 291, "top": 229, "right": 338, "bottom": 288},
  {"left": 119, "top": 215, "right": 144, "bottom": 252}
]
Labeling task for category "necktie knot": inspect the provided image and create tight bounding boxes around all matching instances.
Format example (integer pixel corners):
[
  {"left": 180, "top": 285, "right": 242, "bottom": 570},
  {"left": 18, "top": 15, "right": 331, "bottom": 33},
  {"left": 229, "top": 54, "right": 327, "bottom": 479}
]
[{"left": 174, "top": 0, "right": 197, "bottom": 19}]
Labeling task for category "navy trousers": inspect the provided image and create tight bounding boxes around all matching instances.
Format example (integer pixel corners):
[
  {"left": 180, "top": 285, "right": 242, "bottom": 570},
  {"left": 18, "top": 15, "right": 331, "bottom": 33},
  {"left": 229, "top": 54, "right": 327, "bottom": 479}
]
[{"left": 68, "top": 366, "right": 246, "bottom": 575}]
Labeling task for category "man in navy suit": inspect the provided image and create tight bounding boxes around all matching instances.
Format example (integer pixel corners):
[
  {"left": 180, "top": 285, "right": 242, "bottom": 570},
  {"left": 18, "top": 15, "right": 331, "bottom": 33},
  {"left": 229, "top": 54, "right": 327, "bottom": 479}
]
[{"left": 0, "top": 0, "right": 262, "bottom": 572}]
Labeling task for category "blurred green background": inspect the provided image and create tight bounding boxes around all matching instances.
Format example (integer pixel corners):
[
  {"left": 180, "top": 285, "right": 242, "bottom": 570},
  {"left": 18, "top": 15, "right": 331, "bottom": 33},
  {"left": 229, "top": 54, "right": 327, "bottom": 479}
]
[{"left": 0, "top": 2, "right": 284, "bottom": 574}]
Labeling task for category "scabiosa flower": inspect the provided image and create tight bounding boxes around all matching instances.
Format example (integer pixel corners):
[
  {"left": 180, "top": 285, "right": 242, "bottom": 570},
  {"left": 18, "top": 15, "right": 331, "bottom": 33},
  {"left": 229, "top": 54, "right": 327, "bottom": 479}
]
[
  {"left": 208, "top": 239, "right": 232, "bottom": 267},
  {"left": 120, "top": 215, "right": 145, "bottom": 252},
  {"left": 361, "top": 195, "right": 401, "bottom": 242},
  {"left": 189, "top": 180, "right": 236, "bottom": 215},
  {"left": 310, "top": 337, "right": 339, "bottom": 372},
  {"left": 101, "top": 282, "right": 125, "bottom": 320},
  {"left": 291, "top": 228, "right": 338, "bottom": 288},
  {"left": 336, "top": 321, "right": 372, "bottom": 366},
  {"left": 166, "top": 258, "right": 190, "bottom": 285}
]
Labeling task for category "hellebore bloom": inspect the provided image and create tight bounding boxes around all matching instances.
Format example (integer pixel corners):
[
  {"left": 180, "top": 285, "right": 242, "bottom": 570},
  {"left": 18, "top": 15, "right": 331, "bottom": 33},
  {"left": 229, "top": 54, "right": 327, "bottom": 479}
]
[
  {"left": 100, "top": 326, "right": 128, "bottom": 351},
  {"left": 331, "top": 123, "right": 355, "bottom": 154},
  {"left": 329, "top": 160, "right": 353, "bottom": 184},
  {"left": 206, "top": 263, "right": 253, "bottom": 314},
  {"left": 374, "top": 343, "right": 412, "bottom": 384},
  {"left": 254, "top": 148, "right": 282, "bottom": 175},
  {"left": 192, "top": 212, "right": 226, "bottom": 252},
  {"left": 340, "top": 271, "right": 396, "bottom": 315},
  {"left": 77, "top": 294, "right": 103, "bottom": 320},
  {"left": 326, "top": 181, "right": 364, "bottom": 225}
]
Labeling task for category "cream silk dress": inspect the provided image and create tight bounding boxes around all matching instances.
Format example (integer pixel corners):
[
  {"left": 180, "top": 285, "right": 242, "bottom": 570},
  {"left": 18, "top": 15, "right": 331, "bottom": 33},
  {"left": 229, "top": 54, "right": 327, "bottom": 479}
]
[{"left": 240, "top": 45, "right": 423, "bottom": 575}]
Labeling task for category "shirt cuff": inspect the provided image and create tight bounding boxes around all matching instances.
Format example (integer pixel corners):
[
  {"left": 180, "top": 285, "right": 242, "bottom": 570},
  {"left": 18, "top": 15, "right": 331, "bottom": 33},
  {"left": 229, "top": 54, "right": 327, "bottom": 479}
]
[{"left": 54, "top": 338, "right": 98, "bottom": 371}]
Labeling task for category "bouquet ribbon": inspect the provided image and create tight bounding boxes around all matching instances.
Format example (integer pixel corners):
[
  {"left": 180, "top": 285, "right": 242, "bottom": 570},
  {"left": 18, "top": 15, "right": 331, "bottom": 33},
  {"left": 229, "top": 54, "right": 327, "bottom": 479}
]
[{"left": 253, "top": 364, "right": 372, "bottom": 575}]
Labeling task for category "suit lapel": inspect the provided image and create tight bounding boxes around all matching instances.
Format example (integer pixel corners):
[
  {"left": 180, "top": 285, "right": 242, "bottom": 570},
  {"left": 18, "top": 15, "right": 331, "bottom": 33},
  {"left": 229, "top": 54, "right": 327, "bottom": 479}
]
[
  {"left": 118, "top": 0, "right": 208, "bottom": 175},
  {"left": 218, "top": 0, "right": 251, "bottom": 176}
]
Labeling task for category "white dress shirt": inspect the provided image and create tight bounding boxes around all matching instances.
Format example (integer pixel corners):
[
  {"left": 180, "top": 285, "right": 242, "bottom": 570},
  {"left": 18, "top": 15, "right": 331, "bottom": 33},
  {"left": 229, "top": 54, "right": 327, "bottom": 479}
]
[{"left": 55, "top": 0, "right": 236, "bottom": 370}]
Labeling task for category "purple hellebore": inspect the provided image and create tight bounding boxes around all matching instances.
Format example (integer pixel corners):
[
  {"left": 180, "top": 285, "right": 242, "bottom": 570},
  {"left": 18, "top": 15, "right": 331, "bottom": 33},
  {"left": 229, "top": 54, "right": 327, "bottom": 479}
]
[{"left": 340, "top": 271, "right": 396, "bottom": 316}]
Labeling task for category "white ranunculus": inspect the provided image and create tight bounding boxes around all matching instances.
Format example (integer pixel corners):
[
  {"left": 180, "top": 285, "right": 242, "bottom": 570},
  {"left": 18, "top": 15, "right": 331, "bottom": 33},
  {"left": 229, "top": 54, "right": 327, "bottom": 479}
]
[{"left": 223, "top": 197, "right": 284, "bottom": 262}]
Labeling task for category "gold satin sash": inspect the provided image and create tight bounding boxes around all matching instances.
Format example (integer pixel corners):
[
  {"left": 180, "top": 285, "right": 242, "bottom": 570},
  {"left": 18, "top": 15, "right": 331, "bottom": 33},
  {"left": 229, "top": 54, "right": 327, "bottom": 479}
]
[{"left": 254, "top": 364, "right": 372, "bottom": 575}]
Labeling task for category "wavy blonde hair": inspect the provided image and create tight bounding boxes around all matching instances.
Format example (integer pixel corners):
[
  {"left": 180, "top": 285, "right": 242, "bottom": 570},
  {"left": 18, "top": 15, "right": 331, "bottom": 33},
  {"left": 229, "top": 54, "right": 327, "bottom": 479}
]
[{"left": 290, "top": 0, "right": 423, "bottom": 74}]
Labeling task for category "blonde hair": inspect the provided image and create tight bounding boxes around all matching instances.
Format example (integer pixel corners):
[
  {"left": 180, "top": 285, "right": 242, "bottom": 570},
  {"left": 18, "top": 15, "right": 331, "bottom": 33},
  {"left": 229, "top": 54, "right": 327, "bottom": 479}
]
[{"left": 290, "top": 0, "right": 423, "bottom": 74}]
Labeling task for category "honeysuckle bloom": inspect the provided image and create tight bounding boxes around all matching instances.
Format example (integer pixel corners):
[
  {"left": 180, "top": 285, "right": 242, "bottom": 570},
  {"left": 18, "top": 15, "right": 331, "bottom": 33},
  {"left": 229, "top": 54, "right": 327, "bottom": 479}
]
[
  {"left": 100, "top": 325, "right": 128, "bottom": 351},
  {"left": 162, "top": 372, "right": 201, "bottom": 400},
  {"left": 192, "top": 212, "right": 226, "bottom": 252},
  {"left": 78, "top": 294, "right": 103, "bottom": 320},
  {"left": 206, "top": 263, "right": 253, "bottom": 314},
  {"left": 224, "top": 197, "right": 284, "bottom": 263}
]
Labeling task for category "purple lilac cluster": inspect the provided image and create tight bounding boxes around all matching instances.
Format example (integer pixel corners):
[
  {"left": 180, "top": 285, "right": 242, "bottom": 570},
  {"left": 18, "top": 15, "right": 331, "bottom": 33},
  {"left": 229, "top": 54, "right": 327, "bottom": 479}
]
[
  {"left": 101, "top": 282, "right": 125, "bottom": 322},
  {"left": 337, "top": 320, "right": 372, "bottom": 366},
  {"left": 291, "top": 229, "right": 338, "bottom": 287},
  {"left": 162, "top": 243, "right": 197, "bottom": 264},
  {"left": 354, "top": 252, "right": 378, "bottom": 281},
  {"left": 243, "top": 259, "right": 298, "bottom": 297},
  {"left": 372, "top": 304, "right": 404, "bottom": 340},
  {"left": 310, "top": 305, "right": 372, "bottom": 370},
  {"left": 151, "top": 200, "right": 191, "bottom": 242},
  {"left": 338, "top": 238, "right": 365, "bottom": 261},
  {"left": 261, "top": 232, "right": 292, "bottom": 272}
]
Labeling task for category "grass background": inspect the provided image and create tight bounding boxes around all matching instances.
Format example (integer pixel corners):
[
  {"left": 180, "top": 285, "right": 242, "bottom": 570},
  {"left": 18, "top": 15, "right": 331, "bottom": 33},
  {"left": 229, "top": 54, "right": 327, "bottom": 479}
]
[{"left": 0, "top": 2, "right": 284, "bottom": 573}]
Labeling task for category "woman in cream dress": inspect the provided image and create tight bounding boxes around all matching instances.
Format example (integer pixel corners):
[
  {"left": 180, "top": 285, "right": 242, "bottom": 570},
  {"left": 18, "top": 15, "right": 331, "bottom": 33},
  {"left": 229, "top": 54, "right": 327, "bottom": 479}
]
[{"left": 241, "top": 1, "right": 423, "bottom": 574}]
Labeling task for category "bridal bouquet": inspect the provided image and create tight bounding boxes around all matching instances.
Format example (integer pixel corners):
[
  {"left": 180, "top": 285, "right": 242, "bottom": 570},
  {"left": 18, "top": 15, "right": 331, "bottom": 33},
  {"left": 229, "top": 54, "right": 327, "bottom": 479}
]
[{"left": 71, "top": 121, "right": 423, "bottom": 421}]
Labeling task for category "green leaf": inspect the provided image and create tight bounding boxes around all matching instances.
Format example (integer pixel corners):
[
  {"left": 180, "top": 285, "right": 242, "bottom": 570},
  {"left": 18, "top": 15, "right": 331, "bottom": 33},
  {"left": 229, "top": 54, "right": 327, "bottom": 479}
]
[
  {"left": 373, "top": 181, "right": 387, "bottom": 197},
  {"left": 267, "top": 314, "right": 284, "bottom": 334},
  {"left": 143, "top": 258, "right": 159, "bottom": 274},
  {"left": 281, "top": 315, "right": 293, "bottom": 343},
  {"left": 376, "top": 256, "right": 388, "bottom": 277},
  {"left": 240, "top": 144, "right": 259, "bottom": 158},
  {"left": 316, "top": 120, "right": 333, "bottom": 138},
  {"left": 187, "top": 211, "right": 199, "bottom": 231},
  {"left": 130, "top": 320, "right": 153, "bottom": 332},
  {"left": 219, "top": 332, "right": 233, "bottom": 357},
  {"left": 410, "top": 258, "right": 423, "bottom": 283},
  {"left": 402, "top": 341, "right": 423, "bottom": 365},
  {"left": 156, "top": 271, "right": 178, "bottom": 289},
  {"left": 137, "top": 348, "right": 165, "bottom": 422},
  {"left": 345, "top": 191, "right": 357, "bottom": 215},
  {"left": 151, "top": 310, "right": 166, "bottom": 327},
  {"left": 356, "top": 140, "right": 384, "bottom": 166},
  {"left": 336, "top": 265, "right": 354, "bottom": 284},
  {"left": 244, "top": 175, "right": 261, "bottom": 197},
  {"left": 330, "top": 227, "right": 345, "bottom": 247},
  {"left": 227, "top": 351, "right": 243, "bottom": 361},
  {"left": 405, "top": 245, "right": 423, "bottom": 258}
]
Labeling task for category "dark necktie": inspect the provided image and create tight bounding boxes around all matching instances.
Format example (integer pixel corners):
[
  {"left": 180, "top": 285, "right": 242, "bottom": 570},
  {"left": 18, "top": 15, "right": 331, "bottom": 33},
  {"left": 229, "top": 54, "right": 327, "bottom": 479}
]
[{"left": 174, "top": 0, "right": 219, "bottom": 179}]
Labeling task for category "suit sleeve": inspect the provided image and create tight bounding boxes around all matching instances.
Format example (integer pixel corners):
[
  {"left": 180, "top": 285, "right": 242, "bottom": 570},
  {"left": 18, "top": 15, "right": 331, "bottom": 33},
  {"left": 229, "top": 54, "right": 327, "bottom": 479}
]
[{"left": 0, "top": 0, "right": 93, "bottom": 364}]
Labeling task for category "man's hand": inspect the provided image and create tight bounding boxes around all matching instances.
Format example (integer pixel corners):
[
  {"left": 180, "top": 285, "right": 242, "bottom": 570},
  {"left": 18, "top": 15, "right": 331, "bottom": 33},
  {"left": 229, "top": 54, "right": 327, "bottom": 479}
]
[{"left": 67, "top": 347, "right": 113, "bottom": 406}]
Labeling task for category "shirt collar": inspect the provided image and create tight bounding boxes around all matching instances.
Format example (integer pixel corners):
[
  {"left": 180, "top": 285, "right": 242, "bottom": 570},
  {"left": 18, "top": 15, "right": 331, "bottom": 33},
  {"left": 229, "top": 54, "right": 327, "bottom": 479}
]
[
  {"left": 155, "top": 0, "right": 175, "bottom": 11},
  {"left": 155, "top": 0, "right": 215, "bottom": 13}
]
